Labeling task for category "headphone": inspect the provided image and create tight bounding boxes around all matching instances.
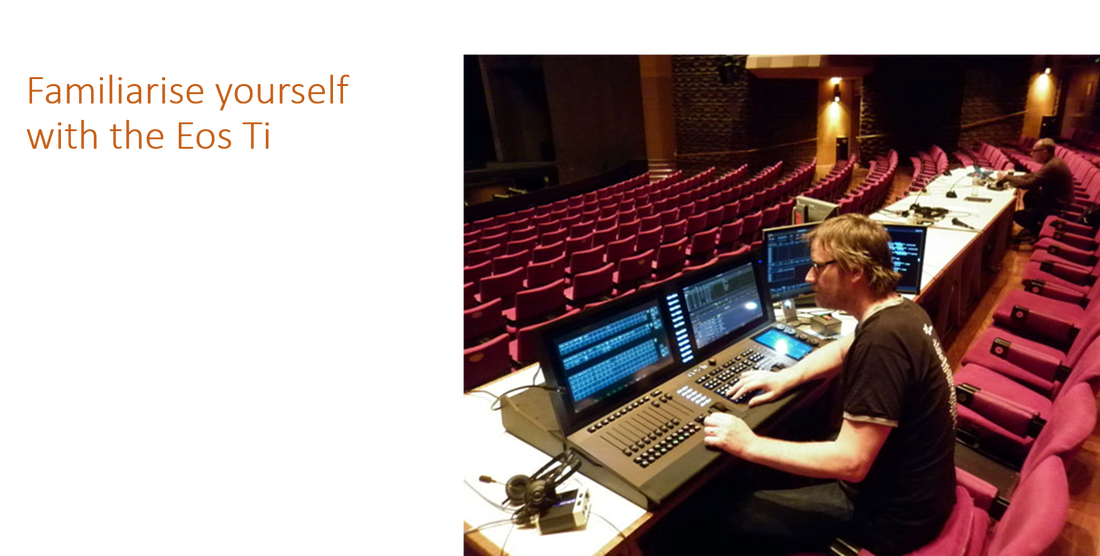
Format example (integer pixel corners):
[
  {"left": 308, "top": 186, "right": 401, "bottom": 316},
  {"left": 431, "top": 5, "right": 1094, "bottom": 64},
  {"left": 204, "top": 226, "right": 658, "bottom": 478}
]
[
  {"left": 903, "top": 205, "right": 948, "bottom": 219},
  {"left": 504, "top": 450, "right": 582, "bottom": 522}
]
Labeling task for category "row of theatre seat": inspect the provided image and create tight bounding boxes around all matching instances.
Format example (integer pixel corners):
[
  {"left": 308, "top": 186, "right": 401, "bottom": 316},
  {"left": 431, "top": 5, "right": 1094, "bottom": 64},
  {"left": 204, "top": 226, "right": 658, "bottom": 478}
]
[
  {"left": 1065, "top": 128, "right": 1100, "bottom": 167},
  {"left": 796, "top": 151, "right": 899, "bottom": 217},
  {"left": 954, "top": 142, "right": 1016, "bottom": 173},
  {"left": 462, "top": 159, "right": 822, "bottom": 390},
  {"left": 910, "top": 145, "right": 950, "bottom": 190},
  {"left": 835, "top": 151, "right": 899, "bottom": 215},
  {"left": 899, "top": 205, "right": 1100, "bottom": 555},
  {"left": 1001, "top": 136, "right": 1044, "bottom": 173}
]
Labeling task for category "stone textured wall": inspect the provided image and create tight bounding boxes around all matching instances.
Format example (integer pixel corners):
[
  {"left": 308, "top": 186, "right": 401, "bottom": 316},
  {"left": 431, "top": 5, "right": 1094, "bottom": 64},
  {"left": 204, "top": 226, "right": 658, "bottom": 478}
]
[
  {"left": 957, "top": 57, "right": 1030, "bottom": 151},
  {"left": 858, "top": 56, "right": 1029, "bottom": 164},
  {"left": 542, "top": 56, "right": 647, "bottom": 184},
  {"left": 858, "top": 57, "right": 964, "bottom": 163},
  {"left": 672, "top": 55, "right": 816, "bottom": 175}
]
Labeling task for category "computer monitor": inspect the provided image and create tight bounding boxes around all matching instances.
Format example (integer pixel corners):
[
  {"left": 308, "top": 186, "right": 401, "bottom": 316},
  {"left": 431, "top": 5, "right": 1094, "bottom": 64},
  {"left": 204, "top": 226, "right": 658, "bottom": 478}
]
[
  {"left": 762, "top": 223, "right": 817, "bottom": 303},
  {"left": 539, "top": 289, "right": 680, "bottom": 433},
  {"left": 883, "top": 224, "right": 928, "bottom": 294},
  {"left": 792, "top": 195, "right": 839, "bottom": 224},
  {"left": 765, "top": 222, "right": 927, "bottom": 300},
  {"left": 537, "top": 249, "right": 771, "bottom": 434},
  {"left": 677, "top": 254, "right": 771, "bottom": 356}
]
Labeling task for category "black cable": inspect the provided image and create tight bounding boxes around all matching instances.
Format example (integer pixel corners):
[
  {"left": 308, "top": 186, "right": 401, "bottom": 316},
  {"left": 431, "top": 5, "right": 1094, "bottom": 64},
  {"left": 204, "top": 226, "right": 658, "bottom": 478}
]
[{"left": 531, "top": 365, "right": 543, "bottom": 386}]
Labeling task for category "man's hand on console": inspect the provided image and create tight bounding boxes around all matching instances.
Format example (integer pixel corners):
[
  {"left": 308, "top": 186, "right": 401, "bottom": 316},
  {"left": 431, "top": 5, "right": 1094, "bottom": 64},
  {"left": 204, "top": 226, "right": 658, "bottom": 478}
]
[
  {"left": 725, "top": 370, "right": 793, "bottom": 407},
  {"left": 703, "top": 412, "right": 755, "bottom": 457}
]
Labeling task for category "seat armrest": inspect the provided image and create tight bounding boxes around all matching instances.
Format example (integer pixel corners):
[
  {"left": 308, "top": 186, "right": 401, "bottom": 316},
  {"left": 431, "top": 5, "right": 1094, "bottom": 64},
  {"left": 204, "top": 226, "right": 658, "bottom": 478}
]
[
  {"left": 955, "top": 467, "right": 998, "bottom": 513},
  {"left": 981, "top": 334, "right": 1068, "bottom": 383},
  {"left": 1045, "top": 241, "right": 1099, "bottom": 266},
  {"left": 957, "top": 384, "right": 1044, "bottom": 439},
  {"left": 994, "top": 304, "right": 1080, "bottom": 349}
]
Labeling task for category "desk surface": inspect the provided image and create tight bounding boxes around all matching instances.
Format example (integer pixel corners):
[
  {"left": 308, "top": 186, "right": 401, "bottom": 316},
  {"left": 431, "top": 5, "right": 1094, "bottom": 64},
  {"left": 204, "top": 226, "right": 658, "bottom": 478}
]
[
  {"left": 872, "top": 169, "right": 1017, "bottom": 232},
  {"left": 919, "top": 227, "right": 983, "bottom": 292}
]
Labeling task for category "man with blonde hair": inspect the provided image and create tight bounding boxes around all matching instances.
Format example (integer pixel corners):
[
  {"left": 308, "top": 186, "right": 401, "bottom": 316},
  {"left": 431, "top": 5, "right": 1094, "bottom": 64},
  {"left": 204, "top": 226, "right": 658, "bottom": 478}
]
[{"left": 694, "top": 214, "right": 957, "bottom": 554}]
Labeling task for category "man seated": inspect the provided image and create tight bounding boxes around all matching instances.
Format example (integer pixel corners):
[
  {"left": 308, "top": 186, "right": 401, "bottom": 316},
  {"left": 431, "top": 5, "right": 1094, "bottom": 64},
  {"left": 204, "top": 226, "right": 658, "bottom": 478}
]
[
  {"left": 996, "top": 137, "right": 1074, "bottom": 242},
  {"left": 648, "top": 215, "right": 957, "bottom": 555}
]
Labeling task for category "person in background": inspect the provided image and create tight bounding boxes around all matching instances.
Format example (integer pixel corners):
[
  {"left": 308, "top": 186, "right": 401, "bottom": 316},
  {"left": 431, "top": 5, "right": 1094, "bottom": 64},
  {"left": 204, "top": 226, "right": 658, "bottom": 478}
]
[{"left": 997, "top": 137, "right": 1074, "bottom": 242}]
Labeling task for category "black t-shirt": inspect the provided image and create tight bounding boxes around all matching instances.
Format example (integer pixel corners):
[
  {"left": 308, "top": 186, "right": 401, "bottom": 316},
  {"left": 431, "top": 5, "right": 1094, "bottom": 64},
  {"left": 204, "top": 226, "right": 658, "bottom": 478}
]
[
  {"left": 1026, "top": 156, "right": 1075, "bottom": 208},
  {"left": 840, "top": 299, "right": 957, "bottom": 554}
]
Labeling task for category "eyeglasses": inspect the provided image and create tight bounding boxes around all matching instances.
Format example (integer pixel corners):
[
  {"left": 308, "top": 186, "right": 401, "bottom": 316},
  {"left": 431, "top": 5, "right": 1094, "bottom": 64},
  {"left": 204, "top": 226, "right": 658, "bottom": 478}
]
[{"left": 810, "top": 260, "right": 837, "bottom": 271}]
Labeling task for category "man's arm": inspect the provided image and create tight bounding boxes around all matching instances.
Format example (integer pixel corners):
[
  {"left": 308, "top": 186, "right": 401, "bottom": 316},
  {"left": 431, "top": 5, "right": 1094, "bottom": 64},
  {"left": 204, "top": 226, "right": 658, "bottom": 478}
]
[
  {"left": 726, "top": 331, "right": 854, "bottom": 406},
  {"left": 703, "top": 414, "right": 891, "bottom": 482},
  {"left": 1000, "top": 171, "right": 1036, "bottom": 189}
]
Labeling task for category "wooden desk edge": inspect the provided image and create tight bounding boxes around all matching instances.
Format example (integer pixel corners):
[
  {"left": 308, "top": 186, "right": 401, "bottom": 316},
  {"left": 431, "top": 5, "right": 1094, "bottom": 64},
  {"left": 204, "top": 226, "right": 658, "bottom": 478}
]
[{"left": 465, "top": 521, "right": 508, "bottom": 555}]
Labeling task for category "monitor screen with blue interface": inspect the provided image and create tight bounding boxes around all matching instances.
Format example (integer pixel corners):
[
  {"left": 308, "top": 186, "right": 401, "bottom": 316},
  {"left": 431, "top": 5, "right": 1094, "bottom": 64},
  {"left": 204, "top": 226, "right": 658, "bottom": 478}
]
[
  {"left": 883, "top": 225, "right": 927, "bottom": 294},
  {"left": 552, "top": 299, "right": 674, "bottom": 414},
  {"left": 763, "top": 223, "right": 817, "bottom": 302},
  {"left": 752, "top": 328, "right": 814, "bottom": 361},
  {"left": 680, "top": 260, "right": 767, "bottom": 352}
]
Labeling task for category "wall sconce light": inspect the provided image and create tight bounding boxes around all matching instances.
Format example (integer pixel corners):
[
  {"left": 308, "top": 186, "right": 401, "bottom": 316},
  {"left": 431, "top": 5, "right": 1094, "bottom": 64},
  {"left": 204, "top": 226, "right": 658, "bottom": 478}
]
[
  {"left": 833, "top": 83, "right": 841, "bottom": 103},
  {"left": 1044, "top": 67, "right": 1051, "bottom": 75}
]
